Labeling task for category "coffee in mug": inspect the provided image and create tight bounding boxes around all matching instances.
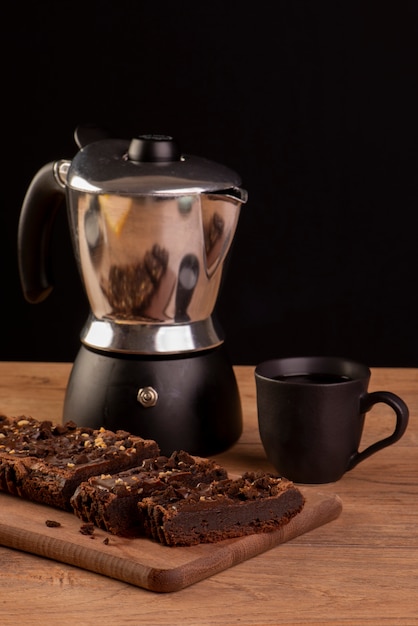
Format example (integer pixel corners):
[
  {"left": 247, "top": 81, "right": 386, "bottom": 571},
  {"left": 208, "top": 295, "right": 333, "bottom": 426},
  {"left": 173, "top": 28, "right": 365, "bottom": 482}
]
[{"left": 255, "top": 356, "right": 409, "bottom": 484}]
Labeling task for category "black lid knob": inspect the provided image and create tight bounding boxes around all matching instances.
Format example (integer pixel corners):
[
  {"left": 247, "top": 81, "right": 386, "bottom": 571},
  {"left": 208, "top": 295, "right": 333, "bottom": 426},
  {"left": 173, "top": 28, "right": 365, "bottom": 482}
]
[{"left": 128, "top": 134, "right": 181, "bottom": 163}]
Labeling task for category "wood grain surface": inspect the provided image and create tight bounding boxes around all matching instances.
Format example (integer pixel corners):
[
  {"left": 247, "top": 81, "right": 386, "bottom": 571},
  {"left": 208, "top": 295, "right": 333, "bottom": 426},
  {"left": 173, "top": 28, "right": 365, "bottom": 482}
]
[{"left": 0, "top": 363, "right": 417, "bottom": 625}]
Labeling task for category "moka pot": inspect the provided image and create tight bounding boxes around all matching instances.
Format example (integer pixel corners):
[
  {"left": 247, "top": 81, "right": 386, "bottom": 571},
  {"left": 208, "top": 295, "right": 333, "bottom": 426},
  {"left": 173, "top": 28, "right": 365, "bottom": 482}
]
[{"left": 18, "top": 127, "right": 248, "bottom": 455}]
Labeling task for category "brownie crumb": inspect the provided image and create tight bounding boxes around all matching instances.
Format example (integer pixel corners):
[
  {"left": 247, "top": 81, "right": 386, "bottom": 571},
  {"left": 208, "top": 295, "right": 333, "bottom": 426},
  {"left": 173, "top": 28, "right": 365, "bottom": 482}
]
[
  {"left": 45, "top": 519, "right": 61, "bottom": 528},
  {"left": 103, "top": 537, "right": 110, "bottom": 545},
  {"left": 79, "top": 522, "right": 95, "bottom": 536}
]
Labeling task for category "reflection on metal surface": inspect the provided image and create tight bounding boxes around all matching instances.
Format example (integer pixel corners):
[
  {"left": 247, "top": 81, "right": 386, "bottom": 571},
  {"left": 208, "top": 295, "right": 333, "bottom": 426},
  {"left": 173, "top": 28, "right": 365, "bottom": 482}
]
[
  {"left": 101, "top": 244, "right": 169, "bottom": 318},
  {"left": 175, "top": 254, "right": 199, "bottom": 322},
  {"left": 204, "top": 211, "right": 224, "bottom": 256}
]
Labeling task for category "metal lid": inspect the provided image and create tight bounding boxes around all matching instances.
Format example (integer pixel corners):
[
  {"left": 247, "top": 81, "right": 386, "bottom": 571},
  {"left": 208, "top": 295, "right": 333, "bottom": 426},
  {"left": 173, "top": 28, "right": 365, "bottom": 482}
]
[{"left": 65, "top": 132, "right": 247, "bottom": 200}]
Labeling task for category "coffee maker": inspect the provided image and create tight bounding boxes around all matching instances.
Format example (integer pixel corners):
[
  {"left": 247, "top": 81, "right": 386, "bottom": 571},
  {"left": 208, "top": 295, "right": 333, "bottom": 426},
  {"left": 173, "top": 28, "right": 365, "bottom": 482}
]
[{"left": 18, "top": 126, "right": 247, "bottom": 456}]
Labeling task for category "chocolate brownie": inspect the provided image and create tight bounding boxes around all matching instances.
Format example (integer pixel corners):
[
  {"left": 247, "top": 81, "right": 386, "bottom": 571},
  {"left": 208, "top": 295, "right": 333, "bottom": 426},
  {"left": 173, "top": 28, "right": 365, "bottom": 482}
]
[
  {"left": 137, "top": 471, "right": 305, "bottom": 546},
  {"left": 0, "top": 415, "right": 159, "bottom": 510},
  {"left": 70, "top": 450, "right": 228, "bottom": 536}
]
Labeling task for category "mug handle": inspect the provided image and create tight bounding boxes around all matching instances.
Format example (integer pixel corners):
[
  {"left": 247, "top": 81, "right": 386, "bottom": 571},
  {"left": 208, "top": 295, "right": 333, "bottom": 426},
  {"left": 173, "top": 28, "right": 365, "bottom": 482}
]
[{"left": 347, "top": 391, "right": 409, "bottom": 470}]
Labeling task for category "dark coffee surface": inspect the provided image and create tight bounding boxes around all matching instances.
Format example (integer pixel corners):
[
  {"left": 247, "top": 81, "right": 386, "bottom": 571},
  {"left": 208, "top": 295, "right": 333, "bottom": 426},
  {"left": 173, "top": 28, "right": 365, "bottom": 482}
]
[{"left": 273, "top": 373, "right": 352, "bottom": 384}]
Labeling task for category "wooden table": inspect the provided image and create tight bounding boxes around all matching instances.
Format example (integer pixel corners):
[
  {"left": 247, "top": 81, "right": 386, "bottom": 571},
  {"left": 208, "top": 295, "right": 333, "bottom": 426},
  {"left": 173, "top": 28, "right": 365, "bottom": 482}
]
[{"left": 0, "top": 362, "right": 417, "bottom": 625}]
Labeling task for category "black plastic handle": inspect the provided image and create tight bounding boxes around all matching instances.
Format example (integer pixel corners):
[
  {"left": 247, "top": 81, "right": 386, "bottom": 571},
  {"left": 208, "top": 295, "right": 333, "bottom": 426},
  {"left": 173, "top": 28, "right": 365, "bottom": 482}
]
[{"left": 17, "top": 162, "right": 66, "bottom": 303}]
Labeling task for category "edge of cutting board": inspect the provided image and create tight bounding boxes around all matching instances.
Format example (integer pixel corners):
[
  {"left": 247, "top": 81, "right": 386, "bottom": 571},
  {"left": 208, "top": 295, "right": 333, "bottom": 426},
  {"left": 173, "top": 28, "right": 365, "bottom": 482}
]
[{"left": 0, "top": 488, "right": 342, "bottom": 592}]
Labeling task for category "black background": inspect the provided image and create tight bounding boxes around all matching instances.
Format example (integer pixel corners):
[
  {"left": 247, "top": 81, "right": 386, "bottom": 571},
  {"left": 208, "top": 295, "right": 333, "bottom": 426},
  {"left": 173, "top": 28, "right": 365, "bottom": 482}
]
[{"left": 3, "top": 1, "right": 418, "bottom": 366}]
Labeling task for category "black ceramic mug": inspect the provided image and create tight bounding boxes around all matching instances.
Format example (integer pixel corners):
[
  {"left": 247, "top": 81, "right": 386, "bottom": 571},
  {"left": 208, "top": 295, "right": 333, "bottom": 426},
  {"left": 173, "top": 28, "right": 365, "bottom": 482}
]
[{"left": 254, "top": 356, "right": 409, "bottom": 484}]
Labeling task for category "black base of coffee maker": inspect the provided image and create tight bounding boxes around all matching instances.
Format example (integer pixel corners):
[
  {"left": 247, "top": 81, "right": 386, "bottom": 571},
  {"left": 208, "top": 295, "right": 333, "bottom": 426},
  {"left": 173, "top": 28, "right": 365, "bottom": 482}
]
[{"left": 63, "top": 344, "right": 242, "bottom": 456}]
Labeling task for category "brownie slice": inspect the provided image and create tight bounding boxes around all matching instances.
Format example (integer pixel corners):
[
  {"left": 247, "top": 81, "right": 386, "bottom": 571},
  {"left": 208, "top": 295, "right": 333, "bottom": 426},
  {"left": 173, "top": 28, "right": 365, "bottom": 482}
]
[
  {"left": 70, "top": 450, "right": 228, "bottom": 536},
  {"left": 0, "top": 415, "right": 159, "bottom": 510},
  {"left": 137, "top": 471, "right": 305, "bottom": 546}
]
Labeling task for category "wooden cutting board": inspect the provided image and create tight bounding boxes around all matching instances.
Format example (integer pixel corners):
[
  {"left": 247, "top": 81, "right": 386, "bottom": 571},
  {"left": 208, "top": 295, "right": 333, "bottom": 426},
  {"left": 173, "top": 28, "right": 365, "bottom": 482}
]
[{"left": 0, "top": 489, "right": 342, "bottom": 592}]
